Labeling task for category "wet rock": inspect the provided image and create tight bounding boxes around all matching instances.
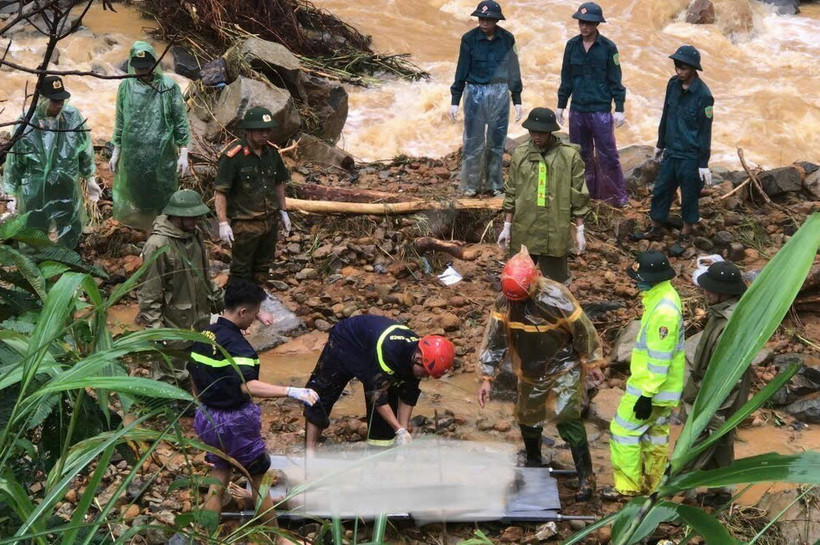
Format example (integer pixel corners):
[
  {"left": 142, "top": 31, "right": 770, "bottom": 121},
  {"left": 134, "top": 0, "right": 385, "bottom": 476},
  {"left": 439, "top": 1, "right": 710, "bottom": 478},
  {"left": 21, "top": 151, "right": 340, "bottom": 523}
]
[
  {"left": 209, "top": 76, "right": 301, "bottom": 143},
  {"left": 588, "top": 388, "right": 623, "bottom": 428},
  {"left": 499, "top": 526, "right": 524, "bottom": 542},
  {"left": 199, "top": 57, "right": 229, "bottom": 86},
  {"left": 804, "top": 169, "right": 820, "bottom": 200},
  {"left": 613, "top": 321, "right": 641, "bottom": 364},
  {"left": 784, "top": 392, "right": 820, "bottom": 423},
  {"left": 493, "top": 420, "right": 512, "bottom": 432},
  {"left": 301, "top": 74, "right": 349, "bottom": 144},
  {"left": 314, "top": 319, "right": 332, "bottom": 332},
  {"left": 438, "top": 312, "right": 461, "bottom": 331},
  {"left": 476, "top": 416, "right": 495, "bottom": 432},
  {"left": 296, "top": 267, "right": 318, "bottom": 280},
  {"left": 686, "top": 0, "right": 716, "bottom": 24},
  {"left": 425, "top": 297, "right": 448, "bottom": 309},
  {"left": 297, "top": 133, "right": 355, "bottom": 170},
  {"left": 759, "top": 166, "right": 803, "bottom": 197},
  {"left": 615, "top": 218, "right": 637, "bottom": 241},
  {"left": 225, "top": 37, "right": 303, "bottom": 98},
  {"left": 170, "top": 46, "right": 200, "bottom": 79},
  {"left": 727, "top": 242, "right": 746, "bottom": 261},
  {"left": 693, "top": 236, "right": 714, "bottom": 252},
  {"left": 752, "top": 348, "right": 773, "bottom": 367},
  {"left": 712, "top": 230, "right": 733, "bottom": 247},
  {"left": 758, "top": 489, "right": 819, "bottom": 543},
  {"left": 756, "top": 0, "right": 799, "bottom": 15},
  {"left": 620, "top": 145, "right": 658, "bottom": 191},
  {"left": 247, "top": 293, "right": 303, "bottom": 352},
  {"left": 122, "top": 504, "right": 140, "bottom": 520}
]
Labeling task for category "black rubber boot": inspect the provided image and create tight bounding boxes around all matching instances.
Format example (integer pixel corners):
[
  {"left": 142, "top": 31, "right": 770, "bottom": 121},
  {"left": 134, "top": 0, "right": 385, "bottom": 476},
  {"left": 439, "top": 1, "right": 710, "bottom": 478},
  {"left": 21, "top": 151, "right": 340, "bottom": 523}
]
[
  {"left": 629, "top": 225, "right": 666, "bottom": 242},
  {"left": 520, "top": 425, "right": 544, "bottom": 467},
  {"left": 570, "top": 443, "right": 595, "bottom": 502},
  {"left": 668, "top": 233, "right": 692, "bottom": 258}
]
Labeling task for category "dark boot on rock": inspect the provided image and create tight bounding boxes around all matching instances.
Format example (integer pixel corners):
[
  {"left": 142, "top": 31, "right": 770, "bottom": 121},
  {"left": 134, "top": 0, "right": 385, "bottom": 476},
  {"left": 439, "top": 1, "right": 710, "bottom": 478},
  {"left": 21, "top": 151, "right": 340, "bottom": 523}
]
[{"left": 570, "top": 444, "right": 595, "bottom": 502}]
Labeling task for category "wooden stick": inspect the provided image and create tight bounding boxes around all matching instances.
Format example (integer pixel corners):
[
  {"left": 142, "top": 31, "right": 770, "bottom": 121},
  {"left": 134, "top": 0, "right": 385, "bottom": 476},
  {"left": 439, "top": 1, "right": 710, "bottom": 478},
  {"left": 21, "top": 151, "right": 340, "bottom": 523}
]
[
  {"left": 414, "top": 237, "right": 480, "bottom": 261},
  {"left": 737, "top": 148, "right": 771, "bottom": 203},
  {"left": 718, "top": 177, "right": 751, "bottom": 200},
  {"left": 285, "top": 196, "right": 503, "bottom": 215}
]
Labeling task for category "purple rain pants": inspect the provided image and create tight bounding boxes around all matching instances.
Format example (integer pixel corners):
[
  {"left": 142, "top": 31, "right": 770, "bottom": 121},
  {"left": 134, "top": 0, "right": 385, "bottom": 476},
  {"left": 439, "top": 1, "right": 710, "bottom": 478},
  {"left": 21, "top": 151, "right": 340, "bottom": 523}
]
[
  {"left": 194, "top": 402, "right": 270, "bottom": 475},
  {"left": 568, "top": 111, "right": 627, "bottom": 206}
]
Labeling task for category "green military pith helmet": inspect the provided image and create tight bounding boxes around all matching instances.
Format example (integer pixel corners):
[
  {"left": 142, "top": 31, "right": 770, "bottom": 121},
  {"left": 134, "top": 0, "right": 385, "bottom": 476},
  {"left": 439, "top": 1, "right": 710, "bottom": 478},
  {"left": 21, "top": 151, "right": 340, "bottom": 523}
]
[
  {"left": 162, "top": 189, "right": 210, "bottom": 217},
  {"left": 241, "top": 106, "right": 277, "bottom": 129}
]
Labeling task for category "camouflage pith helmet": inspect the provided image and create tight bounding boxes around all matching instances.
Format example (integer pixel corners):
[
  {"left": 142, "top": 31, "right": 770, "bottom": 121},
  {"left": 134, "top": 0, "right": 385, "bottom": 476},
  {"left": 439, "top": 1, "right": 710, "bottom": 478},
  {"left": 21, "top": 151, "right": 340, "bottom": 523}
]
[
  {"left": 162, "top": 189, "right": 211, "bottom": 217},
  {"left": 241, "top": 106, "right": 278, "bottom": 129}
]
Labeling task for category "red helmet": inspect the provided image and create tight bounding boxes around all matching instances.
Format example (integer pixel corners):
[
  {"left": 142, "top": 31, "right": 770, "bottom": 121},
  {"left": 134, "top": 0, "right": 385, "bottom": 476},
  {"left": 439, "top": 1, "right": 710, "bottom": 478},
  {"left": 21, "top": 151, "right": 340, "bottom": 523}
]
[
  {"left": 501, "top": 251, "right": 539, "bottom": 301},
  {"left": 418, "top": 335, "right": 455, "bottom": 379}
]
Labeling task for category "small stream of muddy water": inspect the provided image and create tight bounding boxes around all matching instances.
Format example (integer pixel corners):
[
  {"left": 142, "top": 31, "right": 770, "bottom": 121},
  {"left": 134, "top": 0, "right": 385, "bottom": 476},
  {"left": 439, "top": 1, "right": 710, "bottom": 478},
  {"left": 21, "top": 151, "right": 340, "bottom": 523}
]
[{"left": 108, "top": 304, "right": 819, "bottom": 505}]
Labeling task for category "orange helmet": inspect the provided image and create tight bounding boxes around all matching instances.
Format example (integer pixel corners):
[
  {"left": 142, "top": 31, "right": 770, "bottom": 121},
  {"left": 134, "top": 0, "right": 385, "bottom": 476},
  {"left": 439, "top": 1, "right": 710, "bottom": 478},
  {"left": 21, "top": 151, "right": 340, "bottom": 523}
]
[
  {"left": 418, "top": 335, "right": 455, "bottom": 379},
  {"left": 501, "top": 249, "right": 539, "bottom": 301}
]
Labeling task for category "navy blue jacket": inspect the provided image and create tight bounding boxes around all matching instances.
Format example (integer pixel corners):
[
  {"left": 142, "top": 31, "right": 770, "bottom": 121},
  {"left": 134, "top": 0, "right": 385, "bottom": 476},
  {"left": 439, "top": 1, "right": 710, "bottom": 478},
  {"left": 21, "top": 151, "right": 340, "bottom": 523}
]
[
  {"left": 451, "top": 26, "right": 523, "bottom": 106},
  {"left": 558, "top": 33, "right": 626, "bottom": 113},
  {"left": 657, "top": 76, "right": 714, "bottom": 168}
]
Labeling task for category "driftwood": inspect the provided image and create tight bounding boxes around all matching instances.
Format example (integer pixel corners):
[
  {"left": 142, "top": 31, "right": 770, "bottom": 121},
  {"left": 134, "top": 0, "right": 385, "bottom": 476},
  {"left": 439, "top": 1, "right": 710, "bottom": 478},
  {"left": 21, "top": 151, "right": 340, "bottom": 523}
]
[
  {"left": 414, "top": 237, "right": 479, "bottom": 261},
  {"left": 294, "top": 184, "right": 416, "bottom": 204},
  {"left": 285, "top": 196, "right": 503, "bottom": 215},
  {"left": 737, "top": 148, "right": 771, "bottom": 204}
]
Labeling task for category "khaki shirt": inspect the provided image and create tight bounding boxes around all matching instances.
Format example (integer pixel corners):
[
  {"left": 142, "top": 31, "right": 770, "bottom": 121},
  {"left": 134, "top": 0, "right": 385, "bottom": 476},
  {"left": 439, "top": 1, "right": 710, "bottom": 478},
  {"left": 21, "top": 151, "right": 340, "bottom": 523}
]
[
  {"left": 214, "top": 137, "right": 289, "bottom": 220},
  {"left": 503, "top": 138, "right": 590, "bottom": 257}
]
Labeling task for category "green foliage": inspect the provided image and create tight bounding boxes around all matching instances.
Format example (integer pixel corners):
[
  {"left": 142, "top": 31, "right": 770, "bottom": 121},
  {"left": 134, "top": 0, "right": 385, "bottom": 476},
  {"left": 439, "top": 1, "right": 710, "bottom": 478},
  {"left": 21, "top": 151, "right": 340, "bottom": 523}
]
[{"left": 565, "top": 213, "right": 820, "bottom": 545}]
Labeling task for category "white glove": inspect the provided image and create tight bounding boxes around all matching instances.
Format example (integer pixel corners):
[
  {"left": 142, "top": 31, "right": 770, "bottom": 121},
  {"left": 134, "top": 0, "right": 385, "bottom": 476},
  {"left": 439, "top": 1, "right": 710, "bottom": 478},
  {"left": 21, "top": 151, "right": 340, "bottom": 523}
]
[
  {"left": 497, "top": 221, "right": 512, "bottom": 249},
  {"left": 85, "top": 179, "right": 102, "bottom": 203},
  {"left": 109, "top": 147, "right": 120, "bottom": 174},
  {"left": 514, "top": 104, "right": 523, "bottom": 122},
  {"left": 280, "top": 210, "right": 291, "bottom": 236},
  {"left": 576, "top": 224, "right": 586, "bottom": 253},
  {"left": 5, "top": 196, "right": 17, "bottom": 215},
  {"left": 177, "top": 147, "right": 189, "bottom": 178},
  {"left": 653, "top": 147, "right": 663, "bottom": 162},
  {"left": 556, "top": 108, "right": 565, "bottom": 126},
  {"left": 613, "top": 112, "right": 625, "bottom": 128},
  {"left": 699, "top": 167, "right": 712, "bottom": 185},
  {"left": 395, "top": 428, "right": 412, "bottom": 445},
  {"left": 218, "top": 221, "right": 234, "bottom": 247},
  {"left": 449, "top": 105, "right": 459, "bottom": 121},
  {"left": 287, "top": 387, "right": 319, "bottom": 406}
]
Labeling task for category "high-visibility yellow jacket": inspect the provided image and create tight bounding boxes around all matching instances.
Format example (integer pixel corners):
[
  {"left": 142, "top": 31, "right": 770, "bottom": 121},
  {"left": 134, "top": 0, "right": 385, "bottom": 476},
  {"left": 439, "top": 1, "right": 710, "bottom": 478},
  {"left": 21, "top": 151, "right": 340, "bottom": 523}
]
[{"left": 626, "top": 281, "right": 685, "bottom": 406}]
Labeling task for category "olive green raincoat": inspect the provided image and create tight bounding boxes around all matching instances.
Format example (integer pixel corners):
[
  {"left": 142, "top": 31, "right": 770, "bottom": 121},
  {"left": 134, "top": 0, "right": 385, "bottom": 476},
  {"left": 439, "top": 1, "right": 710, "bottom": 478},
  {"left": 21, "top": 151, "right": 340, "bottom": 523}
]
[{"left": 503, "top": 138, "right": 590, "bottom": 257}]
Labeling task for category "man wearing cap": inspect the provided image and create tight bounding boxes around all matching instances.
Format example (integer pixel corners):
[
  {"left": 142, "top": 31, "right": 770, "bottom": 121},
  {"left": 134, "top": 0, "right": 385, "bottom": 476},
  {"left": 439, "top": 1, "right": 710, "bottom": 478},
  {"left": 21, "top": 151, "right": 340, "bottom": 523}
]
[
  {"left": 450, "top": 0, "right": 523, "bottom": 197},
  {"left": 632, "top": 45, "right": 714, "bottom": 257},
  {"left": 477, "top": 247, "right": 604, "bottom": 501},
  {"left": 110, "top": 41, "right": 190, "bottom": 231},
  {"left": 2, "top": 76, "right": 100, "bottom": 248},
  {"left": 138, "top": 189, "right": 223, "bottom": 389},
  {"left": 606, "top": 250, "right": 684, "bottom": 499},
  {"left": 682, "top": 261, "right": 749, "bottom": 483},
  {"left": 497, "top": 107, "right": 589, "bottom": 284},
  {"left": 214, "top": 107, "right": 291, "bottom": 295},
  {"left": 557, "top": 2, "right": 628, "bottom": 207}
]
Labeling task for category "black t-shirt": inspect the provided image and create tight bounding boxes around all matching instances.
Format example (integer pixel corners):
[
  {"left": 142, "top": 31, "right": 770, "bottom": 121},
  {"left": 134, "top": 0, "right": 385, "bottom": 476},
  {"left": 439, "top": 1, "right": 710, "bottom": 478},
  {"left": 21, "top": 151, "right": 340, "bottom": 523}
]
[{"left": 189, "top": 317, "right": 259, "bottom": 410}]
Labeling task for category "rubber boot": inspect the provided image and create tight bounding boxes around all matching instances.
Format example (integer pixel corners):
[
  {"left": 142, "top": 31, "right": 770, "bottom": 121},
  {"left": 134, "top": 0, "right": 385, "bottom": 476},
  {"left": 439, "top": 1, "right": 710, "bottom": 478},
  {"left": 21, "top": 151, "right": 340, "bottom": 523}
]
[
  {"left": 520, "top": 425, "right": 544, "bottom": 467},
  {"left": 570, "top": 443, "right": 595, "bottom": 501}
]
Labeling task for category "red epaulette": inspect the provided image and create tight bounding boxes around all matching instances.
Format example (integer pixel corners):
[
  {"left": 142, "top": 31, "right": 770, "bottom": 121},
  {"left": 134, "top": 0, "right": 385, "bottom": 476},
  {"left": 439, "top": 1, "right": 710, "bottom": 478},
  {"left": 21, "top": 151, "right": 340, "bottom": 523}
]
[
  {"left": 243, "top": 146, "right": 251, "bottom": 156},
  {"left": 220, "top": 139, "right": 242, "bottom": 158}
]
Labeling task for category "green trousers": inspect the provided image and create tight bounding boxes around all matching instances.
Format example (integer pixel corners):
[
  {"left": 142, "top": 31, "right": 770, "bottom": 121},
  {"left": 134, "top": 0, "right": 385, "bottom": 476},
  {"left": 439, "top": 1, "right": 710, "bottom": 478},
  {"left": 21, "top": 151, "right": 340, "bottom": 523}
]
[{"left": 230, "top": 216, "right": 278, "bottom": 285}]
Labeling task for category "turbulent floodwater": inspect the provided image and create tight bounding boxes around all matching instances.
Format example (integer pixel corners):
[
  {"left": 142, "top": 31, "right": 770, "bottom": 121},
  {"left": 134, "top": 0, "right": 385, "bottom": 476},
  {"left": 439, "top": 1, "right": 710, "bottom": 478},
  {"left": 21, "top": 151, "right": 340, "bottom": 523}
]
[{"left": 1, "top": 1, "right": 818, "bottom": 168}]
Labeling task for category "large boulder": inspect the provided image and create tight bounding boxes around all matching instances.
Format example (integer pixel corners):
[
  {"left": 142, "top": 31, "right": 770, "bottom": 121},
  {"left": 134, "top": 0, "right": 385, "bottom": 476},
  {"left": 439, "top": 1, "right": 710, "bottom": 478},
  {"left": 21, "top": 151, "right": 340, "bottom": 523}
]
[
  {"left": 613, "top": 320, "right": 642, "bottom": 365},
  {"left": 225, "top": 37, "right": 305, "bottom": 99},
  {"left": 301, "top": 74, "right": 349, "bottom": 144},
  {"left": 246, "top": 293, "right": 303, "bottom": 352},
  {"left": 619, "top": 145, "right": 658, "bottom": 192},
  {"left": 297, "top": 133, "right": 355, "bottom": 170},
  {"left": 588, "top": 388, "right": 623, "bottom": 428},
  {"left": 208, "top": 76, "right": 301, "bottom": 143},
  {"left": 804, "top": 169, "right": 820, "bottom": 200},
  {"left": 757, "top": 489, "right": 820, "bottom": 544},
  {"left": 756, "top": 0, "right": 799, "bottom": 15},
  {"left": 758, "top": 166, "right": 803, "bottom": 197},
  {"left": 686, "top": 0, "right": 716, "bottom": 23},
  {"left": 171, "top": 46, "right": 200, "bottom": 80}
]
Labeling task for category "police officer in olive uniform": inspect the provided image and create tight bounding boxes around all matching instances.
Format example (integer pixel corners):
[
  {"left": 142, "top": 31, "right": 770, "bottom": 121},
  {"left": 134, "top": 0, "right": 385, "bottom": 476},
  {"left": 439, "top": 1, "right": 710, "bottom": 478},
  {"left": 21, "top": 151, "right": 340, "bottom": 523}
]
[
  {"left": 632, "top": 46, "right": 714, "bottom": 257},
  {"left": 215, "top": 107, "right": 292, "bottom": 287},
  {"left": 557, "top": 2, "right": 628, "bottom": 207}
]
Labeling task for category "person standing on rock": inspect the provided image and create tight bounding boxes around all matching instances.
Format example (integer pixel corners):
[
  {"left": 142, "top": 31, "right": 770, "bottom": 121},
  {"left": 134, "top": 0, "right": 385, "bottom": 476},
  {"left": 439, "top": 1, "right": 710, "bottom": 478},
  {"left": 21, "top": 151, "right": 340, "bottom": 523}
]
[
  {"left": 557, "top": 2, "right": 628, "bottom": 207},
  {"left": 477, "top": 247, "right": 604, "bottom": 501},
  {"left": 681, "top": 261, "right": 749, "bottom": 502},
  {"left": 450, "top": 0, "right": 523, "bottom": 197},
  {"left": 606, "top": 250, "right": 684, "bottom": 500},
  {"left": 497, "top": 108, "right": 589, "bottom": 284},
  {"left": 109, "top": 41, "right": 190, "bottom": 231},
  {"left": 215, "top": 107, "right": 291, "bottom": 297},
  {"left": 138, "top": 189, "right": 223, "bottom": 391},
  {"left": 631, "top": 45, "right": 714, "bottom": 257},
  {"left": 303, "top": 315, "right": 455, "bottom": 451},
  {"left": 189, "top": 278, "right": 318, "bottom": 534},
  {"left": 2, "top": 76, "right": 101, "bottom": 248}
]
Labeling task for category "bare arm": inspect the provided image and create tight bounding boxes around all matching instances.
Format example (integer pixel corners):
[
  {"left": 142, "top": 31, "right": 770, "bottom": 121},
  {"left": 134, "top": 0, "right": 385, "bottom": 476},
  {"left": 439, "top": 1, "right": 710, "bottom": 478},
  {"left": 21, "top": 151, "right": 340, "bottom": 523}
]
[
  {"left": 397, "top": 400, "right": 413, "bottom": 429},
  {"left": 375, "top": 403, "right": 403, "bottom": 432},
  {"left": 241, "top": 380, "right": 289, "bottom": 398},
  {"left": 276, "top": 183, "right": 287, "bottom": 212},
  {"left": 215, "top": 191, "right": 228, "bottom": 223}
]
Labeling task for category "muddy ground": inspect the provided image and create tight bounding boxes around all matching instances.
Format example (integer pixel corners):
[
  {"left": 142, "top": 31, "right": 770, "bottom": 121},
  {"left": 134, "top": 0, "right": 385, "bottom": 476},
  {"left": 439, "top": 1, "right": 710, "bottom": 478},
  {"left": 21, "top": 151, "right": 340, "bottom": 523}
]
[{"left": 65, "top": 145, "right": 820, "bottom": 544}]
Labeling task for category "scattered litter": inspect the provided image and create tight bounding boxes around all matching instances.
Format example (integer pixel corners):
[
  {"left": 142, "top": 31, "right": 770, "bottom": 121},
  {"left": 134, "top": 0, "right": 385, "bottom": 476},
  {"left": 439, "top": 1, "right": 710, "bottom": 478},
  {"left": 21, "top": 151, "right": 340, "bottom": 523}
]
[
  {"left": 692, "top": 254, "right": 723, "bottom": 285},
  {"left": 437, "top": 265, "right": 463, "bottom": 286}
]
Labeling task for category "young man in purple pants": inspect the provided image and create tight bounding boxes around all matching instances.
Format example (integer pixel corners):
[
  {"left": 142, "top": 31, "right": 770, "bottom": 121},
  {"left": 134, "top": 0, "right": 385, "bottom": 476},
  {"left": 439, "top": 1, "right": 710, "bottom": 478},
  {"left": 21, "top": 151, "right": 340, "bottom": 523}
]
[{"left": 557, "top": 2, "right": 628, "bottom": 207}]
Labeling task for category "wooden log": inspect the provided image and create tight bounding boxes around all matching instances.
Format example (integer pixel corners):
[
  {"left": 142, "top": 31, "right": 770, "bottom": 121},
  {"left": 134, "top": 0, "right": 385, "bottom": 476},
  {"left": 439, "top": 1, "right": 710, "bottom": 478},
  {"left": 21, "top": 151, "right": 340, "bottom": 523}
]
[
  {"left": 285, "top": 196, "right": 503, "bottom": 215},
  {"left": 414, "top": 237, "right": 480, "bottom": 261},
  {"left": 294, "top": 184, "right": 416, "bottom": 204}
]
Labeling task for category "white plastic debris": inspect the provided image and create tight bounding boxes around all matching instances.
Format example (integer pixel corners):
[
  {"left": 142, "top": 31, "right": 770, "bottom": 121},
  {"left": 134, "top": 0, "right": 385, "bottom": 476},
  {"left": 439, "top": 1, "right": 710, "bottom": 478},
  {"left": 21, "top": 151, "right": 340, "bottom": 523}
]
[{"left": 437, "top": 265, "right": 463, "bottom": 286}]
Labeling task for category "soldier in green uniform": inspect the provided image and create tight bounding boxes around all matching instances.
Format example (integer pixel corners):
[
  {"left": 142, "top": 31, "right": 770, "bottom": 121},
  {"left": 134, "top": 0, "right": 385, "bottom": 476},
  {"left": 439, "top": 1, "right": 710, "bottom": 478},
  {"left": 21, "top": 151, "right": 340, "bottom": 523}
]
[
  {"left": 681, "top": 261, "right": 749, "bottom": 503},
  {"left": 496, "top": 108, "right": 590, "bottom": 283},
  {"left": 214, "top": 107, "right": 291, "bottom": 293},
  {"left": 138, "top": 189, "right": 224, "bottom": 390}
]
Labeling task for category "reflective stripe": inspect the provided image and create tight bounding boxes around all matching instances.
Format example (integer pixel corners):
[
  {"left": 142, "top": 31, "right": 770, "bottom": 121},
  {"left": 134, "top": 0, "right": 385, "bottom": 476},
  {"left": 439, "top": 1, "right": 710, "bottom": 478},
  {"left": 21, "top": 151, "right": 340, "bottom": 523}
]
[
  {"left": 610, "top": 434, "right": 641, "bottom": 445},
  {"left": 653, "top": 391, "right": 681, "bottom": 403},
  {"left": 367, "top": 438, "right": 395, "bottom": 447},
  {"left": 614, "top": 415, "right": 649, "bottom": 433},
  {"left": 626, "top": 384, "right": 643, "bottom": 397},
  {"left": 536, "top": 162, "right": 547, "bottom": 207},
  {"left": 644, "top": 348, "right": 676, "bottom": 361},
  {"left": 647, "top": 363, "right": 670, "bottom": 374},
  {"left": 190, "top": 352, "right": 259, "bottom": 368},
  {"left": 637, "top": 298, "right": 682, "bottom": 348},
  {"left": 641, "top": 435, "right": 669, "bottom": 445},
  {"left": 376, "top": 324, "right": 415, "bottom": 375}
]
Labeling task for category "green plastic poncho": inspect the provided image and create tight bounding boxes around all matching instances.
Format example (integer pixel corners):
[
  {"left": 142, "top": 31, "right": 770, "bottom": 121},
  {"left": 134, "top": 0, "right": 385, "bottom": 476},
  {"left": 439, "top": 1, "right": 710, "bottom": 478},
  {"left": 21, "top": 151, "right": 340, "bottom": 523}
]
[
  {"left": 112, "top": 41, "right": 190, "bottom": 230},
  {"left": 2, "top": 99, "right": 95, "bottom": 248}
]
